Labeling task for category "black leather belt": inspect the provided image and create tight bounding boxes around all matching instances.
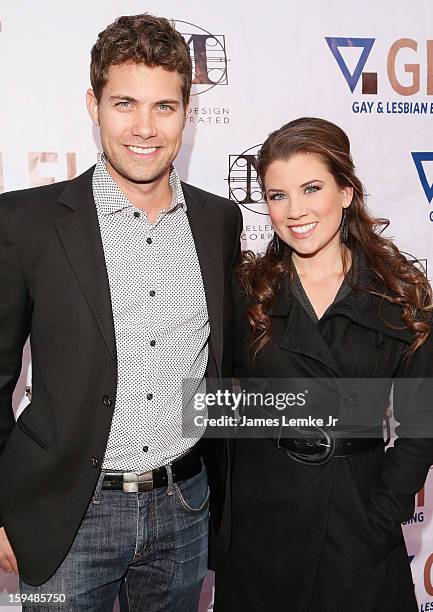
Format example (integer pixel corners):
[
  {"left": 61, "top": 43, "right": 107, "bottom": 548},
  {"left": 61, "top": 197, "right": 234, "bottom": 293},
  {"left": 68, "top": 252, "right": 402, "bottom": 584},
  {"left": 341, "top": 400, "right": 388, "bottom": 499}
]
[
  {"left": 268, "top": 425, "right": 384, "bottom": 465},
  {"left": 101, "top": 445, "right": 202, "bottom": 492}
]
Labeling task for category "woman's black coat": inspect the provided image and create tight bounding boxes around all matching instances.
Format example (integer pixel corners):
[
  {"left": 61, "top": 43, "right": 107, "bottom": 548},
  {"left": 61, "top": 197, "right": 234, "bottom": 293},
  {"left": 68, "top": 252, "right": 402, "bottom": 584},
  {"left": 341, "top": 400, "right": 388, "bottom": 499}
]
[{"left": 213, "top": 261, "right": 433, "bottom": 612}]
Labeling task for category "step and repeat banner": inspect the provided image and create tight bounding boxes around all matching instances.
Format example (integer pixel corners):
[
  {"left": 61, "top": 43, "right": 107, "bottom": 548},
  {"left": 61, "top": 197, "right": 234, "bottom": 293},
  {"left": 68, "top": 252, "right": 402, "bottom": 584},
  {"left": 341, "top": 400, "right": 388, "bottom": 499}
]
[{"left": 1, "top": 1, "right": 433, "bottom": 610}]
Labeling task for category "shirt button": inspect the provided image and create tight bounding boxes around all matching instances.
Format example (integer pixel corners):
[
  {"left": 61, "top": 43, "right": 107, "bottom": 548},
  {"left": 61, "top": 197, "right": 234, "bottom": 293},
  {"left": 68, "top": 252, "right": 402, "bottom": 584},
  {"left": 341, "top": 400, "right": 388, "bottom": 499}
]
[
  {"left": 147, "top": 393, "right": 153, "bottom": 400},
  {"left": 91, "top": 457, "right": 99, "bottom": 468},
  {"left": 102, "top": 394, "right": 113, "bottom": 407},
  {"left": 142, "top": 445, "right": 149, "bottom": 453},
  {"left": 149, "top": 290, "right": 156, "bottom": 297},
  {"left": 146, "top": 237, "right": 152, "bottom": 244},
  {"left": 133, "top": 211, "right": 140, "bottom": 218},
  {"left": 150, "top": 340, "right": 156, "bottom": 347}
]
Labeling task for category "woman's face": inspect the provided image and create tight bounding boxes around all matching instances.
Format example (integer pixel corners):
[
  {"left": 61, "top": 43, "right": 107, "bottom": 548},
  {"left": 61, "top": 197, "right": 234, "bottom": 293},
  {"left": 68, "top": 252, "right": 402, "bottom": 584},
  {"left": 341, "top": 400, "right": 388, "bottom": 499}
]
[{"left": 264, "top": 152, "right": 353, "bottom": 258}]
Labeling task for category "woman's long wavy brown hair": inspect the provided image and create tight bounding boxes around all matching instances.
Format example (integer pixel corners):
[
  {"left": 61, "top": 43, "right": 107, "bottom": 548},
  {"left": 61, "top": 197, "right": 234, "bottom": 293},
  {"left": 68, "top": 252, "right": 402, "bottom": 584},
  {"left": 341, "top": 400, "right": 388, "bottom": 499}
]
[{"left": 238, "top": 117, "right": 432, "bottom": 357}]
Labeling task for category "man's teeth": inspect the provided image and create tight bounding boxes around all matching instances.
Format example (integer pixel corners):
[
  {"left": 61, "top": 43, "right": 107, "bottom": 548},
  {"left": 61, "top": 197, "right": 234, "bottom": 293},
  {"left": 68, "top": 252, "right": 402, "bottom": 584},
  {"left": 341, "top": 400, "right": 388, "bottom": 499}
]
[
  {"left": 127, "top": 146, "right": 157, "bottom": 154},
  {"left": 290, "top": 222, "right": 317, "bottom": 234}
]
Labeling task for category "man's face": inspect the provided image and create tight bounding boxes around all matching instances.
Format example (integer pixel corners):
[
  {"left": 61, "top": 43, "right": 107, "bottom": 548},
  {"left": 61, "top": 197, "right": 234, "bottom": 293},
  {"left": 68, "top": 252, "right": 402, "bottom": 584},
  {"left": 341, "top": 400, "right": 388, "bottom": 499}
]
[{"left": 87, "top": 62, "right": 187, "bottom": 186}]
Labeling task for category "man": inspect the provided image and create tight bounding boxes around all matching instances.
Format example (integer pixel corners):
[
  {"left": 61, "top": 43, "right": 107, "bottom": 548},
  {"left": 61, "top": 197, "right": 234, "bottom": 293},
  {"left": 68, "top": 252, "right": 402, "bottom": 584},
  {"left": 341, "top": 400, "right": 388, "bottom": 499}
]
[{"left": 0, "top": 14, "right": 241, "bottom": 611}]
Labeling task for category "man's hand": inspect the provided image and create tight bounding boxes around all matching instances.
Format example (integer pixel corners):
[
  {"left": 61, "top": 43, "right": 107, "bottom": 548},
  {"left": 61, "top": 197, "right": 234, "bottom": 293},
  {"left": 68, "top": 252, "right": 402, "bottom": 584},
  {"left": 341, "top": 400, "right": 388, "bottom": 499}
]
[{"left": 0, "top": 527, "right": 17, "bottom": 573}]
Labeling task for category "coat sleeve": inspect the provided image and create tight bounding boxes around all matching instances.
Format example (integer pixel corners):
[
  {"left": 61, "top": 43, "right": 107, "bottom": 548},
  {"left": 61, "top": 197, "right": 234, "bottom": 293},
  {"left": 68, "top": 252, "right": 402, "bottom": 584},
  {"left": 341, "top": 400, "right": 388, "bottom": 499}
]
[
  {"left": 367, "top": 331, "right": 433, "bottom": 556},
  {"left": 0, "top": 199, "right": 32, "bottom": 525}
]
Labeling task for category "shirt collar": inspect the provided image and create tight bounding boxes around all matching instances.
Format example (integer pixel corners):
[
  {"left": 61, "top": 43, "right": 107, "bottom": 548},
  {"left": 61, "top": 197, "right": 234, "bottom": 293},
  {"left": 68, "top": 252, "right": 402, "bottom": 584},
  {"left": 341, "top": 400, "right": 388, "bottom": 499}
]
[{"left": 92, "top": 153, "right": 186, "bottom": 216}]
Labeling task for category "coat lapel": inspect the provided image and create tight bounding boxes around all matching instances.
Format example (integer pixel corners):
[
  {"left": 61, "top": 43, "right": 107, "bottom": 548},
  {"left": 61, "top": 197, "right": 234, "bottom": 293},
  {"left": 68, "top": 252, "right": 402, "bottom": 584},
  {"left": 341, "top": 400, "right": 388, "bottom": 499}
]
[
  {"left": 323, "top": 292, "right": 414, "bottom": 344},
  {"left": 272, "top": 287, "right": 344, "bottom": 377},
  {"left": 54, "top": 168, "right": 116, "bottom": 362},
  {"left": 182, "top": 183, "right": 223, "bottom": 376},
  {"left": 270, "top": 260, "right": 413, "bottom": 377}
]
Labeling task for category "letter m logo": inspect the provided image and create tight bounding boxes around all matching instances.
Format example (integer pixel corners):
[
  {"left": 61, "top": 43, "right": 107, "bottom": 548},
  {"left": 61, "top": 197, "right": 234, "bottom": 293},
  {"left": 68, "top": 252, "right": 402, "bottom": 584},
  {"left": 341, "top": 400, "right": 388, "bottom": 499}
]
[{"left": 183, "top": 33, "right": 228, "bottom": 85}]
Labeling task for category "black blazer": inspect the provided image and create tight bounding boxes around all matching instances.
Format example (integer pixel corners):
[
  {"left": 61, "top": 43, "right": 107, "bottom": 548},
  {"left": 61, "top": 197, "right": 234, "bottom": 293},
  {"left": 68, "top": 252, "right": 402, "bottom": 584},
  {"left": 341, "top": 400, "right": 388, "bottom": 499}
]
[{"left": 0, "top": 166, "right": 242, "bottom": 585}]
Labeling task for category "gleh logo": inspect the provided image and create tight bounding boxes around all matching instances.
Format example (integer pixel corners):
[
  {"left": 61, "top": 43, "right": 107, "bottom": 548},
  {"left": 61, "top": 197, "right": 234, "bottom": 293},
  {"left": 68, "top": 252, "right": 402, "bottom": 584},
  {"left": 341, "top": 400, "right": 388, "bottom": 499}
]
[
  {"left": 412, "top": 152, "right": 433, "bottom": 212},
  {"left": 227, "top": 145, "right": 268, "bottom": 216},
  {"left": 173, "top": 20, "right": 228, "bottom": 95},
  {"left": 325, "top": 37, "right": 376, "bottom": 94},
  {"left": 326, "top": 37, "right": 433, "bottom": 116}
]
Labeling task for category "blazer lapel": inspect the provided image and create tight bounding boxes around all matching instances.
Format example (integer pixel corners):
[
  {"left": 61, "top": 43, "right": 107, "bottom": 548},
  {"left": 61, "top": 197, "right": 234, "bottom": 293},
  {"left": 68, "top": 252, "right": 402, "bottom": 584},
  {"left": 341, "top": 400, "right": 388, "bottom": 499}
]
[
  {"left": 183, "top": 183, "right": 223, "bottom": 376},
  {"left": 54, "top": 168, "right": 116, "bottom": 362}
]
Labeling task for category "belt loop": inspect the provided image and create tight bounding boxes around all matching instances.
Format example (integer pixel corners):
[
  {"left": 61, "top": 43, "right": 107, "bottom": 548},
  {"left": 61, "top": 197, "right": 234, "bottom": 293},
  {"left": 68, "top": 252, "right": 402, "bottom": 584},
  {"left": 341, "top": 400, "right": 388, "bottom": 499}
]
[{"left": 165, "top": 463, "right": 174, "bottom": 496}]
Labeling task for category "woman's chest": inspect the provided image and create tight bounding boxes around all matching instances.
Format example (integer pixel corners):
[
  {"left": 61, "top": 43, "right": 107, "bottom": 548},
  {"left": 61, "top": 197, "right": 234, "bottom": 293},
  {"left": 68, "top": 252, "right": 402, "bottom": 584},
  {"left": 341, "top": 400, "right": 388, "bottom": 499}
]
[{"left": 250, "top": 312, "right": 403, "bottom": 379}]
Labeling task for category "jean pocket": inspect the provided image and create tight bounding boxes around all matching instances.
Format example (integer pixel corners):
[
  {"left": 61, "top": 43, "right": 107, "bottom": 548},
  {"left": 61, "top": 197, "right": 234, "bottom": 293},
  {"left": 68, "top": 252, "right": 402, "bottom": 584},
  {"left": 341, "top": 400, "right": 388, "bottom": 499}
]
[{"left": 174, "top": 466, "right": 210, "bottom": 513}]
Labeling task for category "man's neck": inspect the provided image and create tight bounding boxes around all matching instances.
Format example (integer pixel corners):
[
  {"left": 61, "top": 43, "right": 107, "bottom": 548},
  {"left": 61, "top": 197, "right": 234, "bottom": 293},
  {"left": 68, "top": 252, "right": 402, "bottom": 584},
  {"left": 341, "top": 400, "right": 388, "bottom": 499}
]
[{"left": 105, "top": 161, "right": 172, "bottom": 218}]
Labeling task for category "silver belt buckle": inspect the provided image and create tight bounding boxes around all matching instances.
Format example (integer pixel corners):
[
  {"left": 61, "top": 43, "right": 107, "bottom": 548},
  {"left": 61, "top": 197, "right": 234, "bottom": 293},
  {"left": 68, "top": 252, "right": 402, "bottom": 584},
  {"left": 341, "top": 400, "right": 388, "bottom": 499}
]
[{"left": 122, "top": 470, "right": 153, "bottom": 493}]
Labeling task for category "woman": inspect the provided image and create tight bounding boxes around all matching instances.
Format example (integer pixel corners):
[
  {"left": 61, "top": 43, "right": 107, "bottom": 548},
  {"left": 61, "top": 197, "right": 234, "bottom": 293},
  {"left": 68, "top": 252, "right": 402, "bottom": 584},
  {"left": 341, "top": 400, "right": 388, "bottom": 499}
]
[{"left": 213, "top": 117, "right": 433, "bottom": 611}]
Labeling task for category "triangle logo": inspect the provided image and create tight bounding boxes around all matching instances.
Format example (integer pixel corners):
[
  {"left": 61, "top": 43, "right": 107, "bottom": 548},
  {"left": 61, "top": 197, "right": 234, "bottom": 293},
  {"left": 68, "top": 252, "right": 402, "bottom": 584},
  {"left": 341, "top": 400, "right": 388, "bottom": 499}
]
[
  {"left": 412, "top": 152, "right": 433, "bottom": 204},
  {"left": 325, "top": 37, "right": 375, "bottom": 93}
]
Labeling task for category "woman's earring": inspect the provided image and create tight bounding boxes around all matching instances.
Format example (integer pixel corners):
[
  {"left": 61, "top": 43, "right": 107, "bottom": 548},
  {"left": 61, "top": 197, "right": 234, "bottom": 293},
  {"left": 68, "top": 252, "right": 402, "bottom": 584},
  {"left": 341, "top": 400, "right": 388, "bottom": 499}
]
[
  {"left": 340, "top": 208, "right": 349, "bottom": 243},
  {"left": 272, "top": 233, "right": 281, "bottom": 255}
]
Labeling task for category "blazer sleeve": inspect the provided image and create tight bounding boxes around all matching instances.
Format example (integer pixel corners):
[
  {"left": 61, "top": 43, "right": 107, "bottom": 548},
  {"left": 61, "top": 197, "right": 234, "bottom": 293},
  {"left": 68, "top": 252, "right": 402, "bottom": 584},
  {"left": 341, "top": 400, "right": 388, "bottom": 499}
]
[
  {"left": 221, "top": 205, "right": 242, "bottom": 378},
  {"left": 231, "top": 272, "right": 254, "bottom": 379},
  {"left": 366, "top": 330, "right": 433, "bottom": 556},
  {"left": 0, "top": 199, "right": 33, "bottom": 520},
  {"left": 226, "top": 204, "right": 243, "bottom": 276}
]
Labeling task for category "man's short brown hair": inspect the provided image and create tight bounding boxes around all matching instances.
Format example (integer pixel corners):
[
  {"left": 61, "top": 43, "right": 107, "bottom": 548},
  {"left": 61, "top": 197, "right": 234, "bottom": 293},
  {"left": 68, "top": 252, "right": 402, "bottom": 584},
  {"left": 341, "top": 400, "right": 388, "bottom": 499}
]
[{"left": 90, "top": 14, "right": 192, "bottom": 107}]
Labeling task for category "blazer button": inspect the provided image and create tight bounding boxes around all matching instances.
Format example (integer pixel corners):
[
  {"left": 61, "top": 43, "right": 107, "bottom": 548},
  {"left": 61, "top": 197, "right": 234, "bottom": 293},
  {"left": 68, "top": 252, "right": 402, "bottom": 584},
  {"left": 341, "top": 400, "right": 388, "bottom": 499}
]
[
  {"left": 343, "top": 393, "right": 357, "bottom": 409},
  {"left": 91, "top": 457, "right": 99, "bottom": 468},
  {"left": 103, "top": 394, "right": 113, "bottom": 407}
]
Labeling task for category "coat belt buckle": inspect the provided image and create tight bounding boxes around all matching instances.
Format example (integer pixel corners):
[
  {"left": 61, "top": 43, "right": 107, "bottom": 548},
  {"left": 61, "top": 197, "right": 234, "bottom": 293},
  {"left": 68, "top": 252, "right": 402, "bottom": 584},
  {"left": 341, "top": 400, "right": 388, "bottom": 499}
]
[
  {"left": 122, "top": 471, "right": 153, "bottom": 493},
  {"left": 277, "top": 426, "right": 336, "bottom": 466}
]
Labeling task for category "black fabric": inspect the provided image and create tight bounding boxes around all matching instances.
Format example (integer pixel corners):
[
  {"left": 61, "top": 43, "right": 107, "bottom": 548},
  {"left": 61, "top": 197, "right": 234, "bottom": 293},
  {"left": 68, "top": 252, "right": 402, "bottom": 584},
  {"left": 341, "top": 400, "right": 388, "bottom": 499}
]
[
  {"left": 213, "top": 254, "right": 433, "bottom": 612},
  {"left": 291, "top": 258, "right": 352, "bottom": 323}
]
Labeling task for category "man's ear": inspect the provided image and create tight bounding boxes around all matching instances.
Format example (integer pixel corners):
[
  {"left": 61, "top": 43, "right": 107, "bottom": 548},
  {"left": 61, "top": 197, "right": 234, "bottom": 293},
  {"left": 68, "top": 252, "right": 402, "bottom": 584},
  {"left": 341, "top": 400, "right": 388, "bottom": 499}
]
[{"left": 86, "top": 89, "right": 99, "bottom": 126}]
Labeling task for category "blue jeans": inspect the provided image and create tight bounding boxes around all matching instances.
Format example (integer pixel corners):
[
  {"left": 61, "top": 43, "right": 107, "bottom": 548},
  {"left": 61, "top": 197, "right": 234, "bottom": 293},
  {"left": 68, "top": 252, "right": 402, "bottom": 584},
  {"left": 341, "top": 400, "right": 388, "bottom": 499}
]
[{"left": 19, "top": 463, "right": 209, "bottom": 611}]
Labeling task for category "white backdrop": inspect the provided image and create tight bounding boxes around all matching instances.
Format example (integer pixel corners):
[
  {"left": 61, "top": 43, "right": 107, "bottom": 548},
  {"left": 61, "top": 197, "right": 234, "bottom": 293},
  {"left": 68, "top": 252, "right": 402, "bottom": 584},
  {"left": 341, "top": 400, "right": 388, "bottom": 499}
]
[{"left": 1, "top": 1, "right": 433, "bottom": 610}]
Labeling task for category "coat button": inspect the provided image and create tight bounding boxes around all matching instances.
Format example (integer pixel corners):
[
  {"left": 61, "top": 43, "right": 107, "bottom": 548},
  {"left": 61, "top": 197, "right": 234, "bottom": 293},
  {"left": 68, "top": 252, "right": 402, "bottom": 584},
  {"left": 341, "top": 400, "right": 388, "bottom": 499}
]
[
  {"left": 142, "top": 445, "right": 149, "bottom": 452},
  {"left": 103, "top": 394, "right": 113, "bottom": 407},
  {"left": 91, "top": 457, "right": 99, "bottom": 468},
  {"left": 149, "top": 290, "right": 156, "bottom": 297},
  {"left": 343, "top": 393, "right": 357, "bottom": 409},
  {"left": 147, "top": 393, "right": 153, "bottom": 400}
]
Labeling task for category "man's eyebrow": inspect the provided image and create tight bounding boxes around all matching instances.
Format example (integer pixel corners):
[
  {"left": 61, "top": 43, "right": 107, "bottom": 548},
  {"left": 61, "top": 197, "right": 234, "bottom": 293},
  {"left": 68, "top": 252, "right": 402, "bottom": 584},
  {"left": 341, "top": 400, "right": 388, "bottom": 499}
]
[
  {"left": 109, "top": 96, "right": 182, "bottom": 105},
  {"left": 109, "top": 95, "right": 138, "bottom": 103},
  {"left": 154, "top": 99, "right": 181, "bottom": 105}
]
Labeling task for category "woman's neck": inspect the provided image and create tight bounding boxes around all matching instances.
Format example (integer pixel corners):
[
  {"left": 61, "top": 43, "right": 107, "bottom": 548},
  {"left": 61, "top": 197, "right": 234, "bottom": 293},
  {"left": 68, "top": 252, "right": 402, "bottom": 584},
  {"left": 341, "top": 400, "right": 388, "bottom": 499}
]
[{"left": 292, "top": 242, "right": 350, "bottom": 282}]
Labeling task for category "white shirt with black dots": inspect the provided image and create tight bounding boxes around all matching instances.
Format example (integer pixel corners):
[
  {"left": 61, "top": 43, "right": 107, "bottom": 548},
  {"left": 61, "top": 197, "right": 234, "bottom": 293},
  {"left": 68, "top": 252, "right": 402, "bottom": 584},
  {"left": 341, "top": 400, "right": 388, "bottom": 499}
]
[{"left": 92, "top": 155, "right": 209, "bottom": 471}]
